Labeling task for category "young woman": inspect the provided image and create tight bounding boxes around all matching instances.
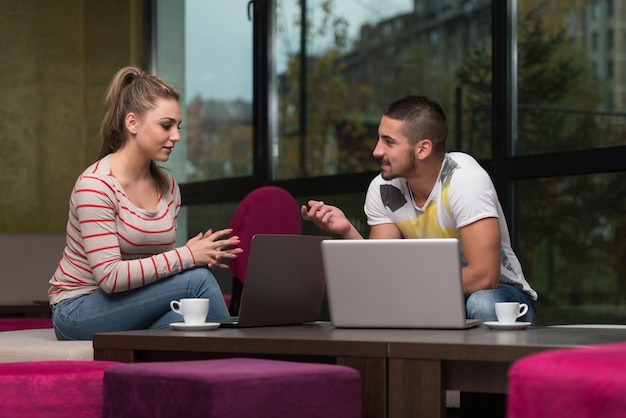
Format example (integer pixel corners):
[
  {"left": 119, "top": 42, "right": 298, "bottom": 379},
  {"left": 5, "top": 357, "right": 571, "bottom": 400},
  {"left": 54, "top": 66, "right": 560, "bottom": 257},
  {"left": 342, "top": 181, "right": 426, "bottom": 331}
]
[{"left": 49, "top": 66, "right": 240, "bottom": 340}]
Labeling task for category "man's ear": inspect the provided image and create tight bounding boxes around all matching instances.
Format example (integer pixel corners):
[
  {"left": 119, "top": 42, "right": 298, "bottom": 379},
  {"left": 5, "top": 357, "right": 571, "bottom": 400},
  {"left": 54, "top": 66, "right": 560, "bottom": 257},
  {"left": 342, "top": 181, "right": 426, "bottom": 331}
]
[
  {"left": 125, "top": 112, "right": 138, "bottom": 135},
  {"left": 415, "top": 138, "right": 433, "bottom": 160}
]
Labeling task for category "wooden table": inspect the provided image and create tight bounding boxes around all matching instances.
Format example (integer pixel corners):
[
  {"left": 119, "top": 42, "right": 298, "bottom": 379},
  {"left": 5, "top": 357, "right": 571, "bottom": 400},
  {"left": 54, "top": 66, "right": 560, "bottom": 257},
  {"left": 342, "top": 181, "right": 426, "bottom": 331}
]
[
  {"left": 93, "top": 323, "right": 626, "bottom": 418},
  {"left": 384, "top": 326, "right": 626, "bottom": 417}
]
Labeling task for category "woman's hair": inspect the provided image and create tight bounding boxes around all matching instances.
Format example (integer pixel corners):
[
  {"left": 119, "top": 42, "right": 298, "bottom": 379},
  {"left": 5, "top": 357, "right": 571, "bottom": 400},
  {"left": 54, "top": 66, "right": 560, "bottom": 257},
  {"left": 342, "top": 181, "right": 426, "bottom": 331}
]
[
  {"left": 383, "top": 95, "right": 448, "bottom": 155},
  {"left": 98, "top": 66, "right": 181, "bottom": 193}
]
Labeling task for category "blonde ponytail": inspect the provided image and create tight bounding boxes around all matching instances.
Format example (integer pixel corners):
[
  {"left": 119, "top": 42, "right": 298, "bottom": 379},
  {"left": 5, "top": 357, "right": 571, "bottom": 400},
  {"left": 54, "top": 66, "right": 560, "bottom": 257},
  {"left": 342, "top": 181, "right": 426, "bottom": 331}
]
[{"left": 97, "top": 66, "right": 181, "bottom": 193}]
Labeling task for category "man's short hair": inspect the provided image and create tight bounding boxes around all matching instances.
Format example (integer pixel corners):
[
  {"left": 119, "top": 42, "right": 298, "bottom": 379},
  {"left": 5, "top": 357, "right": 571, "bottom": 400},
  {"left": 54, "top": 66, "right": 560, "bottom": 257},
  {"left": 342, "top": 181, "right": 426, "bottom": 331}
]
[{"left": 383, "top": 95, "right": 448, "bottom": 154}]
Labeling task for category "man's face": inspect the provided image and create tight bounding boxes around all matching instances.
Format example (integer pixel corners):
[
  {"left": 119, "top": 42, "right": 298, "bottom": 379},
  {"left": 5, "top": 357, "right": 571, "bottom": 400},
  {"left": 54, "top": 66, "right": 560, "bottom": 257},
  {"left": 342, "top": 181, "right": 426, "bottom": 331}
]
[{"left": 372, "top": 116, "right": 417, "bottom": 180}]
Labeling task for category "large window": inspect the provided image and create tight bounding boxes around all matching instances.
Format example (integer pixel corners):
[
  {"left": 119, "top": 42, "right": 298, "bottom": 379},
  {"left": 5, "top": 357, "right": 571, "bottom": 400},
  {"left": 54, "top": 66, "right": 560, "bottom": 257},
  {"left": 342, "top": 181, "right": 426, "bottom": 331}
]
[
  {"left": 163, "top": 0, "right": 253, "bottom": 183},
  {"left": 154, "top": 0, "right": 626, "bottom": 324},
  {"left": 275, "top": 0, "right": 493, "bottom": 179},
  {"left": 184, "top": 1, "right": 253, "bottom": 182},
  {"left": 516, "top": 172, "right": 626, "bottom": 324},
  {"left": 512, "top": 0, "right": 626, "bottom": 324},
  {"left": 515, "top": 1, "right": 626, "bottom": 155}
]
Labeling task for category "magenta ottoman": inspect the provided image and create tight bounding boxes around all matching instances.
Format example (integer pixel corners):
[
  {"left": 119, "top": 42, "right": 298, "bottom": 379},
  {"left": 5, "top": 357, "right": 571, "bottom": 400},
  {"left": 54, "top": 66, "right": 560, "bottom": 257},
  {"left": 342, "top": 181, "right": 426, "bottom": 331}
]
[
  {"left": 0, "top": 317, "right": 53, "bottom": 331},
  {"left": 508, "top": 342, "right": 626, "bottom": 418},
  {"left": 0, "top": 361, "right": 120, "bottom": 418},
  {"left": 103, "top": 357, "right": 362, "bottom": 418}
]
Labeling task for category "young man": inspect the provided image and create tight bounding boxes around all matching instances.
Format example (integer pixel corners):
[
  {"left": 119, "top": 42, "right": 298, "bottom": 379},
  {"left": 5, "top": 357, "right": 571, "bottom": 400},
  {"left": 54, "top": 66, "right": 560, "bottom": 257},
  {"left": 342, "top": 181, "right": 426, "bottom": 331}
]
[{"left": 301, "top": 95, "right": 537, "bottom": 323}]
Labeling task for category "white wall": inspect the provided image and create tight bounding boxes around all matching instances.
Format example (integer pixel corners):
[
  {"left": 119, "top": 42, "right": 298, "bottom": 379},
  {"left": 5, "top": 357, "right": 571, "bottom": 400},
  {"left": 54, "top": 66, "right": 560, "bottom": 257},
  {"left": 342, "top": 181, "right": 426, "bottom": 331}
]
[{"left": 0, "top": 234, "right": 65, "bottom": 304}]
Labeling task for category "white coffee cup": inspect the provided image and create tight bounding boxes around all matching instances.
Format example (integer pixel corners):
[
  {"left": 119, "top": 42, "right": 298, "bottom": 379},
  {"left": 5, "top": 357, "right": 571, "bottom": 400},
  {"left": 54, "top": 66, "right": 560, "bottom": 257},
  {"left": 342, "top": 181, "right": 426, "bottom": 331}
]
[
  {"left": 170, "top": 298, "right": 210, "bottom": 325},
  {"left": 495, "top": 302, "right": 528, "bottom": 324}
]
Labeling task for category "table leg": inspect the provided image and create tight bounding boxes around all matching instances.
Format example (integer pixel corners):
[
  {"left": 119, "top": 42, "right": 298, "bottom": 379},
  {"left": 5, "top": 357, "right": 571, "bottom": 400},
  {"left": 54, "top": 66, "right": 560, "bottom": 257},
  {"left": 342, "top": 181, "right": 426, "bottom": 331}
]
[
  {"left": 337, "top": 356, "right": 387, "bottom": 418},
  {"left": 388, "top": 358, "right": 445, "bottom": 418}
]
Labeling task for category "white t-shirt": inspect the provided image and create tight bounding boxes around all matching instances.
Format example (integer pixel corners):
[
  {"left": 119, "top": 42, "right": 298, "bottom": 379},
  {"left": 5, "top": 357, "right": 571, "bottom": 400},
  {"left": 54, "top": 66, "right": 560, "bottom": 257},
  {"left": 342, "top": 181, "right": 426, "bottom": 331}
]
[{"left": 365, "top": 152, "right": 537, "bottom": 300}]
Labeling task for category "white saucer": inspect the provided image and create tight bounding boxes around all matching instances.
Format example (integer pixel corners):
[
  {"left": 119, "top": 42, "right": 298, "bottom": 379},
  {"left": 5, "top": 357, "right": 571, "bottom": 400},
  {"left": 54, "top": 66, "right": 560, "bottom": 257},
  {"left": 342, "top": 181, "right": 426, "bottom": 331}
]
[
  {"left": 169, "top": 322, "right": 220, "bottom": 331},
  {"left": 484, "top": 321, "right": 531, "bottom": 330}
]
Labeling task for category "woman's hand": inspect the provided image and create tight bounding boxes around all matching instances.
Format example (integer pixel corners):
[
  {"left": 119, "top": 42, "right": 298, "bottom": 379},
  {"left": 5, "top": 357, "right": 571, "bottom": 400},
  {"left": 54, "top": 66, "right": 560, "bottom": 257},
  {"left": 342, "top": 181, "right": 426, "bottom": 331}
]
[{"left": 186, "top": 228, "right": 243, "bottom": 269}]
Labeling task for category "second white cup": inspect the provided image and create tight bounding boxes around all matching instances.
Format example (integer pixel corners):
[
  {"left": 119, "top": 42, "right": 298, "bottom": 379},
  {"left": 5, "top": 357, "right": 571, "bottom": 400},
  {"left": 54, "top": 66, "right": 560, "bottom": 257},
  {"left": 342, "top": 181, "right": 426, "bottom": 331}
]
[
  {"left": 170, "top": 298, "right": 210, "bottom": 325},
  {"left": 495, "top": 302, "right": 528, "bottom": 324}
]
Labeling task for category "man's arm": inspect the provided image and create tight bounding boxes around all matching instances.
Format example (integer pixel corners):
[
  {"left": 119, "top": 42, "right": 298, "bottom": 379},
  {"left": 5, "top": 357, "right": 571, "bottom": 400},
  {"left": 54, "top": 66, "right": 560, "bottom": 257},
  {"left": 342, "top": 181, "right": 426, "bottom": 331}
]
[
  {"left": 458, "top": 217, "right": 501, "bottom": 297},
  {"left": 302, "top": 200, "right": 403, "bottom": 240},
  {"left": 368, "top": 223, "right": 403, "bottom": 239}
]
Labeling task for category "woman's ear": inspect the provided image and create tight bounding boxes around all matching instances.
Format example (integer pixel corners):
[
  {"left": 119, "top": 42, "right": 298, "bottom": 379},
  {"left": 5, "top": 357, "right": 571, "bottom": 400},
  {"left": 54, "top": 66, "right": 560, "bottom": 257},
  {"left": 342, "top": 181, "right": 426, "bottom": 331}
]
[{"left": 125, "top": 112, "right": 138, "bottom": 135}]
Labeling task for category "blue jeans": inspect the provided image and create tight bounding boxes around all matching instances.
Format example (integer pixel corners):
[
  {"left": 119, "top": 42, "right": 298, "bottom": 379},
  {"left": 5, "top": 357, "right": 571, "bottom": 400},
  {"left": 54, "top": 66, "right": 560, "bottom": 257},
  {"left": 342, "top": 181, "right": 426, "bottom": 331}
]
[
  {"left": 52, "top": 268, "right": 229, "bottom": 340},
  {"left": 466, "top": 284, "right": 537, "bottom": 324}
]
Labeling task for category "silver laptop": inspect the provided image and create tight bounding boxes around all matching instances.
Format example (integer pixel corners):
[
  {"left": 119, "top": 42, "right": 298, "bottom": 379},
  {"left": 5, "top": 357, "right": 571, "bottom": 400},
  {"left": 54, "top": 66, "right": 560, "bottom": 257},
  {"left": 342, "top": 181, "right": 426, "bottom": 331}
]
[
  {"left": 321, "top": 238, "right": 481, "bottom": 329},
  {"left": 220, "top": 234, "right": 330, "bottom": 328}
]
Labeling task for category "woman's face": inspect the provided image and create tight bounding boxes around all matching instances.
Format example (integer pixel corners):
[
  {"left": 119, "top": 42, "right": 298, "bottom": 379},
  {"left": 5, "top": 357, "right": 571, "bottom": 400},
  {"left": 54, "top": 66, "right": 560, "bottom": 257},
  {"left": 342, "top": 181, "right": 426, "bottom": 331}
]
[{"left": 132, "top": 98, "right": 182, "bottom": 162}]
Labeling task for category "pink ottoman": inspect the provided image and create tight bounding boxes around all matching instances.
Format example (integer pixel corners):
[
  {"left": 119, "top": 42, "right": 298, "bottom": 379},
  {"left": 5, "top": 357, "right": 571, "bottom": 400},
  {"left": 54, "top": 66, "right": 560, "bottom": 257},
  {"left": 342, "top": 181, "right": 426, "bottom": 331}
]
[
  {"left": 508, "top": 342, "right": 626, "bottom": 418},
  {"left": 103, "top": 357, "right": 362, "bottom": 418},
  {"left": 0, "top": 317, "right": 53, "bottom": 331},
  {"left": 0, "top": 361, "right": 120, "bottom": 417}
]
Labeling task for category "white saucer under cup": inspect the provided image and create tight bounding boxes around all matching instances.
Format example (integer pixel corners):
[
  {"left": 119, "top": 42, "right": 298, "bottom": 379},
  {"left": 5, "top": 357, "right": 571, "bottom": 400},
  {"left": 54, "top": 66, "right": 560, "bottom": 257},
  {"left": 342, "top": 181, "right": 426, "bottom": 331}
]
[
  {"left": 170, "top": 322, "right": 220, "bottom": 331},
  {"left": 484, "top": 321, "right": 531, "bottom": 330}
]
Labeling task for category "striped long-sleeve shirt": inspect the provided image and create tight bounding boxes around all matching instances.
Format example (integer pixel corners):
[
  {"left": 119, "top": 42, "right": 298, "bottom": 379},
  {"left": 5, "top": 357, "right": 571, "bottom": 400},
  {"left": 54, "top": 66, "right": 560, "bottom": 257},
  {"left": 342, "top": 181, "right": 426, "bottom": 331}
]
[{"left": 48, "top": 156, "right": 196, "bottom": 305}]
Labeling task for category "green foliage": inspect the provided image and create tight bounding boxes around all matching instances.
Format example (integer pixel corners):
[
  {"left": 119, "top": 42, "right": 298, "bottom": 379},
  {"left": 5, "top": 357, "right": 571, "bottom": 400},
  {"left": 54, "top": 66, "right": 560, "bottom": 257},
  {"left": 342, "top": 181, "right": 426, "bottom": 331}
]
[
  {"left": 277, "top": 0, "right": 372, "bottom": 178},
  {"left": 456, "top": 1, "right": 626, "bottom": 322}
]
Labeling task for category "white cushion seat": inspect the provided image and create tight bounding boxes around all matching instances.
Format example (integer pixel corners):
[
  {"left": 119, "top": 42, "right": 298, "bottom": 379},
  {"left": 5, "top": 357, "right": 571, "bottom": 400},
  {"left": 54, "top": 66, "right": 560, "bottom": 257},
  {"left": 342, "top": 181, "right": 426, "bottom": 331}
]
[{"left": 0, "top": 328, "right": 92, "bottom": 363}]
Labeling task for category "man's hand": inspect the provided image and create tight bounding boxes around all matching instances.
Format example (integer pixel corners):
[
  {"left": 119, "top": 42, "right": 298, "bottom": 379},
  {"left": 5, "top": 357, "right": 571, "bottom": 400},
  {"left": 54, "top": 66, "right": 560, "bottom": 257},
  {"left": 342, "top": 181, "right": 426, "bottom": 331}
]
[{"left": 301, "top": 200, "right": 362, "bottom": 239}]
